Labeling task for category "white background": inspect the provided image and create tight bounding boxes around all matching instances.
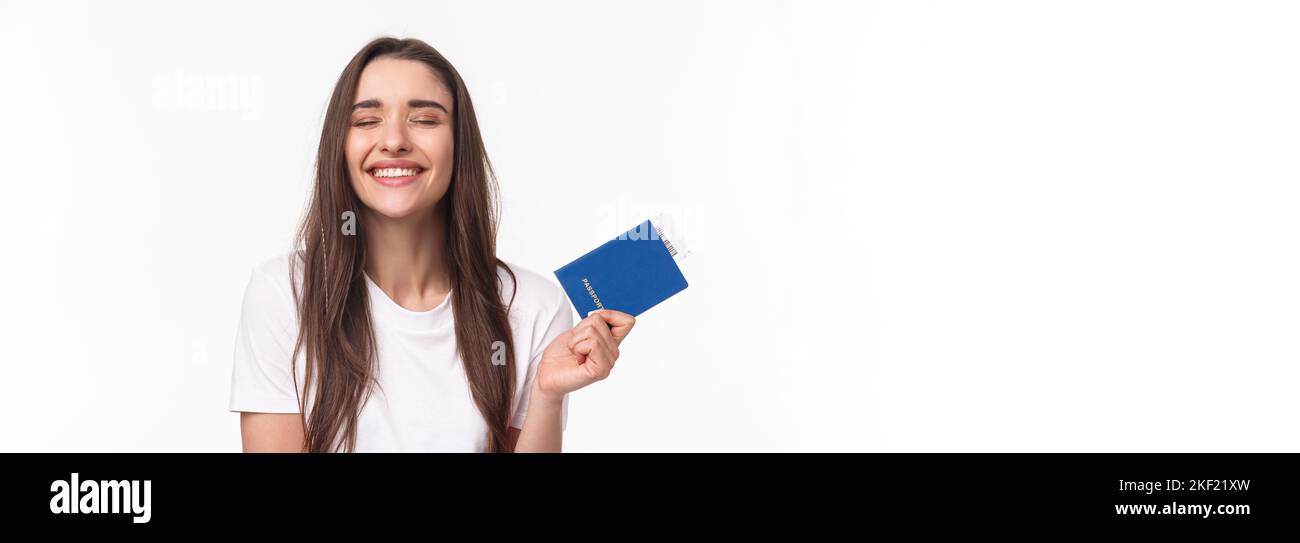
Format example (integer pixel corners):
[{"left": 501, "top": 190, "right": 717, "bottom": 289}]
[{"left": 1, "top": 0, "right": 1297, "bottom": 451}]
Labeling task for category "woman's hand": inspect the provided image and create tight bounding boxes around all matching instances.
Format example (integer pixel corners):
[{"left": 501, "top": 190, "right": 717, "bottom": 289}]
[{"left": 534, "top": 309, "right": 636, "bottom": 401}]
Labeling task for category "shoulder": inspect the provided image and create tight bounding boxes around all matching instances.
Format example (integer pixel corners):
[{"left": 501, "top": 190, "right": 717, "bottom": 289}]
[
  {"left": 496, "top": 260, "right": 575, "bottom": 363},
  {"left": 496, "top": 260, "right": 568, "bottom": 316},
  {"left": 241, "top": 251, "right": 302, "bottom": 315}
]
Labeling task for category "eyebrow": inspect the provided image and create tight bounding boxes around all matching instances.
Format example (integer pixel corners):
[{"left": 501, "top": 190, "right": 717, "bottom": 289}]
[
  {"left": 408, "top": 99, "right": 448, "bottom": 113},
  {"left": 351, "top": 98, "right": 449, "bottom": 113}
]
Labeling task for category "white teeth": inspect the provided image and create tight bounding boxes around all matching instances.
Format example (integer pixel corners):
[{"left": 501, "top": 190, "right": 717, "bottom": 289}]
[{"left": 371, "top": 167, "right": 418, "bottom": 178}]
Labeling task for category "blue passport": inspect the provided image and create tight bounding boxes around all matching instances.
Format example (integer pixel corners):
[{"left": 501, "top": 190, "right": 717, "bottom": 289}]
[{"left": 554, "top": 219, "right": 689, "bottom": 317}]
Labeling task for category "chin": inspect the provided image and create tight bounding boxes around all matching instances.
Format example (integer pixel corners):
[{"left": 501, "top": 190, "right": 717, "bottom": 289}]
[
  {"left": 353, "top": 189, "right": 433, "bottom": 219},
  {"left": 367, "top": 201, "right": 434, "bottom": 220}
]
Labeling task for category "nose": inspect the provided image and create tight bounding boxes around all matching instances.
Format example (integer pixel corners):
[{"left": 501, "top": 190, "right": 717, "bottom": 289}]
[{"left": 380, "top": 116, "right": 411, "bottom": 154}]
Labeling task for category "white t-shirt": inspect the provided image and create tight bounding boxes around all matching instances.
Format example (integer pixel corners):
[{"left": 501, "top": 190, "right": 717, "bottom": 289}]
[{"left": 228, "top": 252, "right": 573, "bottom": 452}]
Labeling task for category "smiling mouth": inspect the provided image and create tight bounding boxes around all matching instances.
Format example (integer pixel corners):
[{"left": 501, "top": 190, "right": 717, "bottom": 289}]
[{"left": 367, "top": 167, "right": 424, "bottom": 187}]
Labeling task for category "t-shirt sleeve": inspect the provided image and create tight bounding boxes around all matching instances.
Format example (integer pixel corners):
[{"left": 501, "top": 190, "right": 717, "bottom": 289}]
[
  {"left": 511, "top": 286, "right": 575, "bottom": 430},
  {"left": 228, "top": 267, "right": 302, "bottom": 414}
]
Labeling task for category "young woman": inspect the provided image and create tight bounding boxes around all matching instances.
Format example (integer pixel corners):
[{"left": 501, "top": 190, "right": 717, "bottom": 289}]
[{"left": 228, "top": 37, "right": 634, "bottom": 452}]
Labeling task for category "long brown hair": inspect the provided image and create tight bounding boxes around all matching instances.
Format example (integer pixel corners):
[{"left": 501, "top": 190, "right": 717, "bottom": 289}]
[{"left": 290, "top": 37, "right": 518, "bottom": 452}]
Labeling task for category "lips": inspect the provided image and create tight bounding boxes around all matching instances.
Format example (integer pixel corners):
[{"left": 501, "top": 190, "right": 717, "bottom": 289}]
[{"left": 366, "top": 159, "right": 425, "bottom": 187}]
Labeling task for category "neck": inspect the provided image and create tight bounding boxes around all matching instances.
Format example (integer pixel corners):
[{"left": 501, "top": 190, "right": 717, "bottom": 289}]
[{"left": 361, "top": 205, "right": 450, "bottom": 311}]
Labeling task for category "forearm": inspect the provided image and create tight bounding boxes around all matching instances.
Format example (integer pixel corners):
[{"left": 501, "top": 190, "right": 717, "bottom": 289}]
[{"left": 513, "top": 384, "right": 565, "bottom": 453}]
